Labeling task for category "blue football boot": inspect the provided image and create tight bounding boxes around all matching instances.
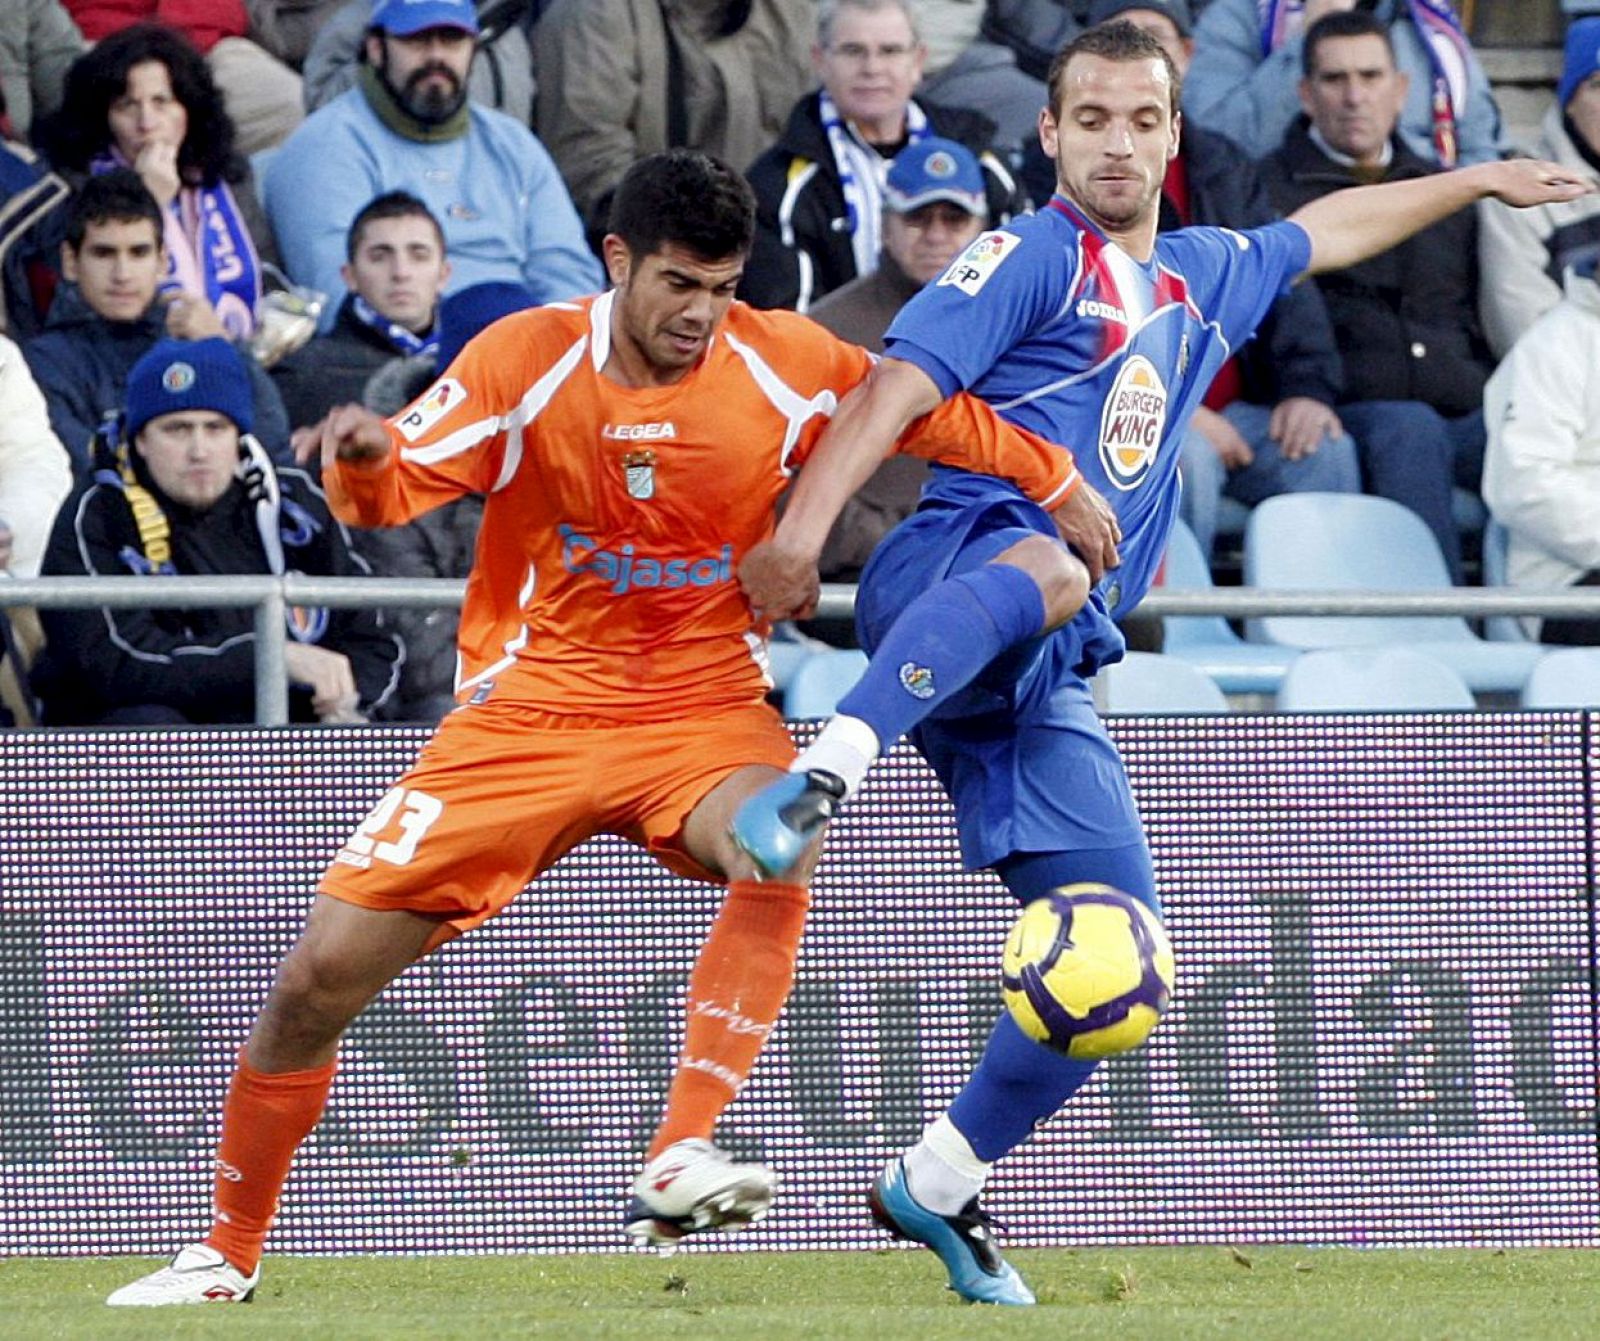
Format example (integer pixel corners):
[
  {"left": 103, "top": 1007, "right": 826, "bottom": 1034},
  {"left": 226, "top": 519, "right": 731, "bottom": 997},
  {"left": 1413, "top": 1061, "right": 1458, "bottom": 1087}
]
[
  {"left": 868, "top": 1158, "right": 1036, "bottom": 1306},
  {"left": 729, "top": 769, "right": 846, "bottom": 878}
]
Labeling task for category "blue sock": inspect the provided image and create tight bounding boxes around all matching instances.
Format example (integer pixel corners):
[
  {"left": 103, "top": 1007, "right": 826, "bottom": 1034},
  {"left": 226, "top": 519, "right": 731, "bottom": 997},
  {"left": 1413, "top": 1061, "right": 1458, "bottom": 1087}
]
[
  {"left": 835, "top": 563, "right": 1044, "bottom": 750},
  {"left": 947, "top": 843, "right": 1158, "bottom": 1162}
]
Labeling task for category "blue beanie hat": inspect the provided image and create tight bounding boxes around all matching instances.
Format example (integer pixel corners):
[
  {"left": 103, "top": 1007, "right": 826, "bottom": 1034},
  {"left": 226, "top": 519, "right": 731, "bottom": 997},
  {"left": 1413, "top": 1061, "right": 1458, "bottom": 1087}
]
[
  {"left": 126, "top": 337, "right": 254, "bottom": 438},
  {"left": 1560, "top": 18, "right": 1600, "bottom": 111},
  {"left": 435, "top": 281, "right": 538, "bottom": 370}
]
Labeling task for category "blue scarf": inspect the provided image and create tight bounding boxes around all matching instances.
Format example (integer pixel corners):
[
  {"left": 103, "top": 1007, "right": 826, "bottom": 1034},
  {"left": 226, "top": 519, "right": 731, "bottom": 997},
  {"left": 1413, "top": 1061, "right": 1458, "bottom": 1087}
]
[
  {"left": 91, "top": 151, "right": 263, "bottom": 337},
  {"left": 349, "top": 294, "right": 440, "bottom": 358}
]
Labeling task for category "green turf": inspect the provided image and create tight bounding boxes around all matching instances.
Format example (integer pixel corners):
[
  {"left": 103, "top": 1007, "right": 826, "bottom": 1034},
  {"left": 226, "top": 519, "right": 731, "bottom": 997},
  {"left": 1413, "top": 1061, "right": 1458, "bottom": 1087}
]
[{"left": 6, "top": 1247, "right": 1599, "bottom": 1341}]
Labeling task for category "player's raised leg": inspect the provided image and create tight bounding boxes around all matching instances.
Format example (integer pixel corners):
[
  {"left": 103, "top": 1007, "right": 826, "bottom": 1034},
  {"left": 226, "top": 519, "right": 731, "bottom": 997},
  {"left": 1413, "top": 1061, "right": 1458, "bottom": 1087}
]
[
  {"left": 731, "top": 537, "right": 1088, "bottom": 877},
  {"left": 871, "top": 842, "right": 1158, "bottom": 1306},
  {"left": 106, "top": 896, "right": 441, "bottom": 1306},
  {"left": 626, "top": 762, "right": 820, "bottom": 1247}
]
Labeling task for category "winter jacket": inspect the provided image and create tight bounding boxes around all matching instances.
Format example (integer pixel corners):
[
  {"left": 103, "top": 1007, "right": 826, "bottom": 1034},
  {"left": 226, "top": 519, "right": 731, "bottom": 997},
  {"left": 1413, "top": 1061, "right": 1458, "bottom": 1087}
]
[
  {"left": 1162, "top": 122, "right": 1342, "bottom": 410},
  {"left": 263, "top": 84, "right": 600, "bottom": 331},
  {"left": 1262, "top": 120, "right": 1490, "bottom": 418},
  {"left": 0, "top": 332, "right": 71, "bottom": 578},
  {"left": 1184, "top": 0, "right": 1503, "bottom": 168},
  {"left": 981, "top": 0, "right": 1092, "bottom": 81},
  {"left": 62, "top": 0, "right": 248, "bottom": 51},
  {"left": 20, "top": 285, "right": 292, "bottom": 475},
  {"left": 269, "top": 292, "right": 419, "bottom": 431},
  {"left": 742, "top": 91, "right": 1026, "bottom": 312},
  {"left": 0, "top": 139, "right": 69, "bottom": 338},
  {"left": 534, "top": 0, "right": 813, "bottom": 235},
  {"left": 0, "top": 0, "right": 84, "bottom": 139},
  {"left": 1478, "top": 106, "right": 1600, "bottom": 359},
  {"left": 1483, "top": 265, "right": 1600, "bottom": 631},
  {"left": 32, "top": 452, "right": 402, "bottom": 722}
]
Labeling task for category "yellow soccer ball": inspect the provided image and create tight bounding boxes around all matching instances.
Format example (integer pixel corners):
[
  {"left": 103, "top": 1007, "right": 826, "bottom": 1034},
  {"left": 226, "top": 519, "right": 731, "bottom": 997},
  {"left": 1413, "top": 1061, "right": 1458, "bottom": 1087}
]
[{"left": 1000, "top": 883, "right": 1175, "bottom": 1059}]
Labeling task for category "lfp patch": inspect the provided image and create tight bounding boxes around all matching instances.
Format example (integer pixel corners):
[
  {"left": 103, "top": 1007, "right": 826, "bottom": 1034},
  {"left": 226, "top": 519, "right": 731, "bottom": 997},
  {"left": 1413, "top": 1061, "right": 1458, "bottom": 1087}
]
[
  {"left": 162, "top": 362, "right": 196, "bottom": 393},
  {"left": 937, "top": 231, "right": 1022, "bottom": 296},
  {"left": 396, "top": 377, "right": 467, "bottom": 442}
]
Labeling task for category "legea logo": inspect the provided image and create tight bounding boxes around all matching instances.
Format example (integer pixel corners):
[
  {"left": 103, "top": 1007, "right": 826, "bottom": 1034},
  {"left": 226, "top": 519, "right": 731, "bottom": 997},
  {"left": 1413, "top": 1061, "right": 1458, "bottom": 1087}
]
[{"left": 559, "top": 525, "right": 732, "bottom": 595}]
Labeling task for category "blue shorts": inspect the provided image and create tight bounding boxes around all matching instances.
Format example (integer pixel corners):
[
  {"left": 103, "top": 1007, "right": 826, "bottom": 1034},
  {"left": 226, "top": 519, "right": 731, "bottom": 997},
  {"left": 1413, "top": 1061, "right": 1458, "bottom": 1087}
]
[{"left": 856, "top": 491, "right": 1143, "bottom": 871}]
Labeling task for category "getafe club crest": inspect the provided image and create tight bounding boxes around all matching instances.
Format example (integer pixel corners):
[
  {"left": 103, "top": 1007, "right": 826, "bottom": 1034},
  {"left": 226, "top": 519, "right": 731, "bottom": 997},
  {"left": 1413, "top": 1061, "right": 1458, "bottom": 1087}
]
[
  {"left": 1098, "top": 354, "right": 1168, "bottom": 491},
  {"left": 623, "top": 449, "right": 657, "bottom": 500}
]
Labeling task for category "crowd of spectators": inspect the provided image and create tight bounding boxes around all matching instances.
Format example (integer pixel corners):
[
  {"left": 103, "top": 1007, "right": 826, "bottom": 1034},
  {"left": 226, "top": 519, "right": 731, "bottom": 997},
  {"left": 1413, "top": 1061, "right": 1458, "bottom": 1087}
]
[{"left": 0, "top": 0, "right": 1592, "bottom": 726}]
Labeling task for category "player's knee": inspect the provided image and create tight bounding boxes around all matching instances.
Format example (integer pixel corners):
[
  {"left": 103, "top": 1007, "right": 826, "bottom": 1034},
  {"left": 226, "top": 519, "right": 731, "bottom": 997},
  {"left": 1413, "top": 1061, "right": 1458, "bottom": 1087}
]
[
  {"left": 1038, "top": 547, "right": 1090, "bottom": 629},
  {"left": 262, "top": 944, "right": 370, "bottom": 1043}
]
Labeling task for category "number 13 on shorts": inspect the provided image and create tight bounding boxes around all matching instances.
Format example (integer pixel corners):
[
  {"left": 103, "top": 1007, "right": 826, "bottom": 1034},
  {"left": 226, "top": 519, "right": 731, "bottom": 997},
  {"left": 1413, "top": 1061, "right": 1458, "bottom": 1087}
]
[{"left": 335, "top": 787, "right": 445, "bottom": 869}]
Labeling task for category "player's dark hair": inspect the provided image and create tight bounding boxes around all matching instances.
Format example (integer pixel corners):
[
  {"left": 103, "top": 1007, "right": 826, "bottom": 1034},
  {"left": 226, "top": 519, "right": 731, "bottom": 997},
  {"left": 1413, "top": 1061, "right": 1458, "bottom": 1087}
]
[
  {"left": 1047, "top": 20, "right": 1181, "bottom": 119},
  {"left": 1302, "top": 10, "right": 1395, "bottom": 76},
  {"left": 346, "top": 191, "right": 446, "bottom": 262},
  {"left": 39, "top": 24, "right": 245, "bottom": 186},
  {"left": 607, "top": 150, "right": 756, "bottom": 263},
  {"left": 64, "top": 168, "right": 164, "bottom": 251}
]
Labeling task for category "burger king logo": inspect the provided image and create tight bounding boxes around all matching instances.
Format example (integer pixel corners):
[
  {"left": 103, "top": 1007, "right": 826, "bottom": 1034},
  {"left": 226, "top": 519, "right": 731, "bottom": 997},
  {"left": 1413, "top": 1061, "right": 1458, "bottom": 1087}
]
[{"left": 1098, "top": 354, "right": 1167, "bottom": 491}]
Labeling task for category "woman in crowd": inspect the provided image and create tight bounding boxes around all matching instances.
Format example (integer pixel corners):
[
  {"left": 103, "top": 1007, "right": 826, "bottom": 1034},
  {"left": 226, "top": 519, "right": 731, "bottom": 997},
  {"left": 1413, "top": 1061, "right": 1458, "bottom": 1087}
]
[{"left": 36, "top": 23, "right": 272, "bottom": 338}]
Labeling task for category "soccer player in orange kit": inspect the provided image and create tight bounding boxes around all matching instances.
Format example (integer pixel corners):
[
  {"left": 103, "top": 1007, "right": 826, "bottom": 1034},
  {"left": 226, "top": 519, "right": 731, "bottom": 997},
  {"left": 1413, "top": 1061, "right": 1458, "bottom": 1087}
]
[{"left": 107, "top": 149, "right": 1121, "bottom": 1306}]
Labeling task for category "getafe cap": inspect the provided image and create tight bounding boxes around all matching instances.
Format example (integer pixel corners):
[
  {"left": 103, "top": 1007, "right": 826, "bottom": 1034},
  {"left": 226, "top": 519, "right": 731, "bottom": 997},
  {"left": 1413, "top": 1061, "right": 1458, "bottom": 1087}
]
[
  {"left": 369, "top": 0, "right": 480, "bottom": 38},
  {"left": 883, "top": 138, "right": 987, "bottom": 217}
]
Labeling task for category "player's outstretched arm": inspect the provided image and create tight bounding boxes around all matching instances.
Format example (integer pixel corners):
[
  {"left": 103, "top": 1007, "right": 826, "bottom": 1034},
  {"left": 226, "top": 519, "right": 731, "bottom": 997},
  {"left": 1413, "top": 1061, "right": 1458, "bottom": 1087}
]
[
  {"left": 292, "top": 403, "right": 393, "bottom": 474},
  {"left": 740, "top": 357, "right": 941, "bottom": 621},
  {"left": 1292, "top": 158, "right": 1594, "bottom": 278}
]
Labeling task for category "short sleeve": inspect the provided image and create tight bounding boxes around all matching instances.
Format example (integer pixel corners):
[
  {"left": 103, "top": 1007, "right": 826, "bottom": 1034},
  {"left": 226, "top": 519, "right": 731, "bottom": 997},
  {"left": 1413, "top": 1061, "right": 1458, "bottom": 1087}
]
[
  {"left": 884, "top": 223, "right": 1078, "bottom": 396},
  {"left": 1160, "top": 220, "right": 1313, "bottom": 352}
]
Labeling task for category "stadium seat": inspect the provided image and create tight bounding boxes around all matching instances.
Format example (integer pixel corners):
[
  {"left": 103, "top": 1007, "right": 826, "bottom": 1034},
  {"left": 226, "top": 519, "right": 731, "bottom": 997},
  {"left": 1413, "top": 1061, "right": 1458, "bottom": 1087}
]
[
  {"left": 1160, "top": 518, "right": 1298, "bottom": 695},
  {"left": 1479, "top": 517, "right": 1530, "bottom": 643},
  {"left": 1275, "top": 647, "right": 1475, "bottom": 711},
  {"left": 1521, "top": 649, "right": 1600, "bottom": 708},
  {"left": 1098, "top": 651, "right": 1230, "bottom": 713},
  {"left": 783, "top": 649, "right": 868, "bottom": 719},
  {"left": 1243, "top": 494, "right": 1543, "bottom": 694}
]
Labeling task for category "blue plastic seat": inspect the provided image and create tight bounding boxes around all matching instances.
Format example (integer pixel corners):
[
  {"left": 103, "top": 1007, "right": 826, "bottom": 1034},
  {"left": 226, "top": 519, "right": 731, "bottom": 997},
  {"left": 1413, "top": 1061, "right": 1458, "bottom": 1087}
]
[
  {"left": 1098, "top": 651, "right": 1230, "bottom": 713},
  {"left": 1275, "top": 648, "right": 1475, "bottom": 711},
  {"left": 1243, "top": 494, "right": 1542, "bottom": 694},
  {"left": 1160, "top": 518, "right": 1298, "bottom": 694},
  {"left": 783, "top": 649, "right": 868, "bottom": 719},
  {"left": 1521, "top": 649, "right": 1600, "bottom": 707}
]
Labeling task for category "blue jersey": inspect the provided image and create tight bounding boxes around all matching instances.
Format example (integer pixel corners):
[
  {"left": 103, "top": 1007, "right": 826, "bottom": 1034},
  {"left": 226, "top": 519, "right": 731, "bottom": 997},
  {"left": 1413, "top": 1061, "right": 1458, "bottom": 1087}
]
[{"left": 884, "top": 196, "right": 1312, "bottom": 619}]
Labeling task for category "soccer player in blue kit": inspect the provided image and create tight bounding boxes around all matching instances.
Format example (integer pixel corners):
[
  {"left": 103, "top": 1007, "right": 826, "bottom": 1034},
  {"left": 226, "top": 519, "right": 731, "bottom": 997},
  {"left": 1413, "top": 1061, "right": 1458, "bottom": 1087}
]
[{"left": 731, "top": 20, "right": 1592, "bottom": 1307}]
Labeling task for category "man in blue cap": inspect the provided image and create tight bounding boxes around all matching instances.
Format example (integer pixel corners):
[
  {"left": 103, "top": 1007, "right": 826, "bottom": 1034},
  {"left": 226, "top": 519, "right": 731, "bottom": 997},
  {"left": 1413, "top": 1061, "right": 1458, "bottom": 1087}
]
[
  {"left": 263, "top": 0, "right": 599, "bottom": 332},
  {"left": 31, "top": 336, "right": 402, "bottom": 726}
]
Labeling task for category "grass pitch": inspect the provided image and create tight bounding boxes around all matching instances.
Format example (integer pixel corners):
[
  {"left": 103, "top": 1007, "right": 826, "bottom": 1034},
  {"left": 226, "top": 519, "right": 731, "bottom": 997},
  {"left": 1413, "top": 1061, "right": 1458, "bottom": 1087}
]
[{"left": 7, "top": 1246, "right": 1599, "bottom": 1340}]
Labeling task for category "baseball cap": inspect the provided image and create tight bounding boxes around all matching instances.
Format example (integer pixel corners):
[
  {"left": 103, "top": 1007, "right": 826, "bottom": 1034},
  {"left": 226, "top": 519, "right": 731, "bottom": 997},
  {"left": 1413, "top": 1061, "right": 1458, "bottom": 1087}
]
[
  {"left": 883, "top": 138, "right": 987, "bottom": 216},
  {"left": 369, "top": 0, "right": 480, "bottom": 37},
  {"left": 125, "top": 337, "right": 254, "bottom": 438},
  {"left": 1086, "top": 0, "right": 1194, "bottom": 36}
]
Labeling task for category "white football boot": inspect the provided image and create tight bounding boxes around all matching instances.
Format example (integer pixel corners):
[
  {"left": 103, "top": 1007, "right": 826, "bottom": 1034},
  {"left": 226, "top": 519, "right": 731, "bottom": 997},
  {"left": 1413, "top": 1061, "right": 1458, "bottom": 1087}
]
[
  {"left": 105, "top": 1243, "right": 259, "bottom": 1306},
  {"left": 624, "top": 1138, "right": 777, "bottom": 1247}
]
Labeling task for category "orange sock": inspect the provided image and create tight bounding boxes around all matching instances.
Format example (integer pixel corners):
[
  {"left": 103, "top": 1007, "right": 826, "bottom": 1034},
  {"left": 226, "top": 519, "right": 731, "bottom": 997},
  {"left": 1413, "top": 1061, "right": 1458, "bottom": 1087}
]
[
  {"left": 648, "top": 880, "right": 809, "bottom": 1158},
  {"left": 204, "top": 1053, "right": 336, "bottom": 1274}
]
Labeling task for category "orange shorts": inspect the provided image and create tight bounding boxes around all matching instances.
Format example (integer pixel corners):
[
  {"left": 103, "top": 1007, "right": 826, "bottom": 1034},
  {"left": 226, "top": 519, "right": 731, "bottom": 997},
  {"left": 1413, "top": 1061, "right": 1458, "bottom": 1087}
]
[{"left": 319, "top": 697, "right": 795, "bottom": 938}]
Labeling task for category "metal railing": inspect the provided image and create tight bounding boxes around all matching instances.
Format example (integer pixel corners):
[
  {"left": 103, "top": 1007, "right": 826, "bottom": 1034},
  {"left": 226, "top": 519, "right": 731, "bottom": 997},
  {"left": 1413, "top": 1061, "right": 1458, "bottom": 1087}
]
[{"left": 9, "top": 574, "right": 1600, "bottom": 724}]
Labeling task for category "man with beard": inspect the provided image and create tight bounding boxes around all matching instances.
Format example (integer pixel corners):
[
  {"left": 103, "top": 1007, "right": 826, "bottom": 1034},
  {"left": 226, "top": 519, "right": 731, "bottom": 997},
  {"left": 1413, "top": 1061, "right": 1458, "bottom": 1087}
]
[{"left": 262, "top": 0, "right": 598, "bottom": 331}]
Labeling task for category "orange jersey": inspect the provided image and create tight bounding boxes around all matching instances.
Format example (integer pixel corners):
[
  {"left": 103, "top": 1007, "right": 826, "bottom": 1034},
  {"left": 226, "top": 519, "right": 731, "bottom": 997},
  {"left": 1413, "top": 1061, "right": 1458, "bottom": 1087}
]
[{"left": 326, "top": 295, "right": 1078, "bottom": 721}]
